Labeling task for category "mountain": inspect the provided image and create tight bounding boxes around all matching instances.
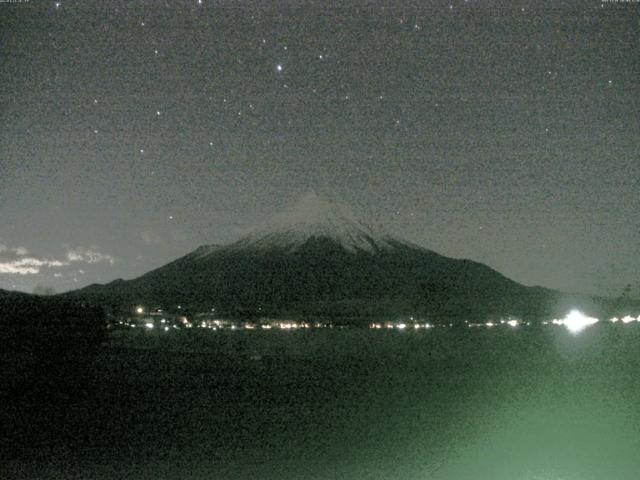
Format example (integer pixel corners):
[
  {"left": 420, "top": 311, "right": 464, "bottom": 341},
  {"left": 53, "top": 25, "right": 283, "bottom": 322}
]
[
  {"left": 230, "top": 192, "right": 396, "bottom": 253},
  {"left": 64, "top": 192, "right": 602, "bottom": 322}
]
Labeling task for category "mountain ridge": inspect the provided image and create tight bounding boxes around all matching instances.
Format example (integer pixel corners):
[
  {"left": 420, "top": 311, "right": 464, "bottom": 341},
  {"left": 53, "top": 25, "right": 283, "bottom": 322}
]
[
  {"left": 61, "top": 193, "right": 606, "bottom": 321},
  {"left": 229, "top": 191, "right": 399, "bottom": 253}
]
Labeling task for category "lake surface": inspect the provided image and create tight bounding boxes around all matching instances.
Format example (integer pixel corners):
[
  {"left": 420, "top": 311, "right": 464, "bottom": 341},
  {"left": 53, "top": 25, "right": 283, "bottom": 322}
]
[{"left": 4, "top": 324, "right": 640, "bottom": 479}]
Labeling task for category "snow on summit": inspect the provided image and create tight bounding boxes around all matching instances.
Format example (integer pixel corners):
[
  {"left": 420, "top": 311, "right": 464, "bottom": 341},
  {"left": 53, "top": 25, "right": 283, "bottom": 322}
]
[{"left": 233, "top": 192, "right": 396, "bottom": 253}]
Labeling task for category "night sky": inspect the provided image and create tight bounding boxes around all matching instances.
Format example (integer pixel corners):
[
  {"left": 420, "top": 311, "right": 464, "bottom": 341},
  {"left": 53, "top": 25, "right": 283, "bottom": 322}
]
[{"left": 1, "top": 0, "right": 638, "bottom": 296}]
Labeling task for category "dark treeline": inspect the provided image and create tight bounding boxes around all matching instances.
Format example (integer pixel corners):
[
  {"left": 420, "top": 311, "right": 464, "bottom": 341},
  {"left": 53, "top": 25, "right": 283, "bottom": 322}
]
[
  {"left": 1, "top": 292, "right": 106, "bottom": 357},
  {"left": 0, "top": 291, "right": 107, "bottom": 454}
]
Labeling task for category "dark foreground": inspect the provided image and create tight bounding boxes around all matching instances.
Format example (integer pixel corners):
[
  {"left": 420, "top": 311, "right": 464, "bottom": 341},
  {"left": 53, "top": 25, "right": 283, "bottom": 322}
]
[{"left": 3, "top": 325, "right": 640, "bottom": 480}]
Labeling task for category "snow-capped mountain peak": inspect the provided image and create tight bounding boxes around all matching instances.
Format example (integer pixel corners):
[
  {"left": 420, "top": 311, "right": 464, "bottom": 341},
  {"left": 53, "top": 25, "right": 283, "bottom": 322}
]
[{"left": 232, "top": 191, "right": 396, "bottom": 253}]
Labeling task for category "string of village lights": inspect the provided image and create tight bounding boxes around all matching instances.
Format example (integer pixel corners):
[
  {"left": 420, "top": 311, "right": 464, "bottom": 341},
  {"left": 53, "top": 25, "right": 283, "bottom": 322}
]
[{"left": 126, "top": 306, "right": 639, "bottom": 335}]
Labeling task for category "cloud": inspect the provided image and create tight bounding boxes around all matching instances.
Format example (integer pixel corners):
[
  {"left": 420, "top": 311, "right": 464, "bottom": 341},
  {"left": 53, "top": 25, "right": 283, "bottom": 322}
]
[
  {"left": 0, "top": 263, "right": 39, "bottom": 275},
  {"left": 0, "top": 257, "right": 66, "bottom": 275},
  {"left": 66, "top": 247, "right": 116, "bottom": 265},
  {"left": 141, "top": 230, "right": 162, "bottom": 245},
  {"left": 0, "top": 243, "right": 29, "bottom": 256},
  {"left": 0, "top": 244, "right": 117, "bottom": 275}
]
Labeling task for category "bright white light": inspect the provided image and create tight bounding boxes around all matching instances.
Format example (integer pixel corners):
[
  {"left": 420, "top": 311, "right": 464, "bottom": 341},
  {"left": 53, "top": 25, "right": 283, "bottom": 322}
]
[
  {"left": 610, "top": 317, "right": 619, "bottom": 323},
  {"left": 276, "top": 64, "right": 283, "bottom": 72},
  {"left": 396, "top": 323, "right": 406, "bottom": 330},
  {"left": 485, "top": 322, "right": 494, "bottom": 327},
  {"left": 145, "top": 322, "right": 154, "bottom": 329},
  {"left": 562, "top": 309, "right": 599, "bottom": 334},
  {"left": 621, "top": 315, "right": 636, "bottom": 324},
  {"left": 136, "top": 306, "right": 144, "bottom": 314},
  {"left": 507, "top": 320, "right": 518, "bottom": 328},
  {"left": 164, "top": 326, "right": 169, "bottom": 331}
]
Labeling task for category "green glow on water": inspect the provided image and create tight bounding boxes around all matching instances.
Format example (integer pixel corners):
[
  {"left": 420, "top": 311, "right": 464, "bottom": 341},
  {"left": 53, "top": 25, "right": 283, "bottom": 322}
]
[{"left": 6, "top": 325, "right": 640, "bottom": 479}]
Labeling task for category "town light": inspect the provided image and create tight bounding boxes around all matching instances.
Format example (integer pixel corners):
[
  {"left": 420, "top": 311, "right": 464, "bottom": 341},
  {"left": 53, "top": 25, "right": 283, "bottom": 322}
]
[{"left": 562, "top": 309, "right": 599, "bottom": 334}]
